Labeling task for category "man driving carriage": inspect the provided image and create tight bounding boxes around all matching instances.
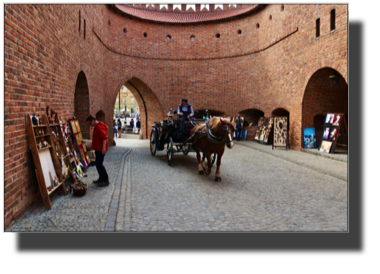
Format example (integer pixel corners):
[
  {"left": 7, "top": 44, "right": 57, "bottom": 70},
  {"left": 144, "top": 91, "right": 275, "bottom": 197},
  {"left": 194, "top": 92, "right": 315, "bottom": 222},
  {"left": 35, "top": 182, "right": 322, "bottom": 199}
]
[{"left": 178, "top": 98, "right": 194, "bottom": 137}]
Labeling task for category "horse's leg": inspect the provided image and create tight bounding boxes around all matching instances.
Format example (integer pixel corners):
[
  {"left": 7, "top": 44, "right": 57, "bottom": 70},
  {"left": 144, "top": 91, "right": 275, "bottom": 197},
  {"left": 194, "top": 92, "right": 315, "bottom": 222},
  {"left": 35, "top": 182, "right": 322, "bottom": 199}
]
[
  {"left": 201, "top": 151, "right": 207, "bottom": 173},
  {"left": 215, "top": 150, "right": 224, "bottom": 182},
  {"left": 205, "top": 152, "right": 212, "bottom": 176},
  {"left": 195, "top": 145, "right": 204, "bottom": 175}
]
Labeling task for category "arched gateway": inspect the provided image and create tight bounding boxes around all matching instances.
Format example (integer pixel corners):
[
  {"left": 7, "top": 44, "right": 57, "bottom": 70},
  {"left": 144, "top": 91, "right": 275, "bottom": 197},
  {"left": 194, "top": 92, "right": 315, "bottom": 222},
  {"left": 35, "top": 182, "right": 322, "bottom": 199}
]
[{"left": 111, "top": 78, "right": 165, "bottom": 140}]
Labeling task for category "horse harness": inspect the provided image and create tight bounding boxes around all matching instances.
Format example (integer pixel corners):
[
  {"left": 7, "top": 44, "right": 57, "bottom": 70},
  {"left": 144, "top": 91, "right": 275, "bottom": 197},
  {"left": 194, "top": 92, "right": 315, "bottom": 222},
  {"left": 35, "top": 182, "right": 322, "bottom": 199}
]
[{"left": 186, "top": 120, "right": 232, "bottom": 145}]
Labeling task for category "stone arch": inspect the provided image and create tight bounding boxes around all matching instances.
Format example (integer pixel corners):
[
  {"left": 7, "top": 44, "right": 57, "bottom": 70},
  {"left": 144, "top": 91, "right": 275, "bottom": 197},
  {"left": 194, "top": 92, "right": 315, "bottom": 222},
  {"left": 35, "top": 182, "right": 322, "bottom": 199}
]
[
  {"left": 193, "top": 109, "right": 225, "bottom": 119},
  {"left": 300, "top": 61, "right": 348, "bottom": 96},
  {"left": 74, "top": 71, "right": 91, "bottom": 139},
  {"left": 302, "top": 67, "right": 348, "bottom": 148},
  {"left": 109, "top": 76, "right": 165, "bottom": 141},
  {"left": 239, "top": 108, "right": 265, "bottom": 125},
  {"left": 271, "top": 107, "right": 290, "bottom": 132}
]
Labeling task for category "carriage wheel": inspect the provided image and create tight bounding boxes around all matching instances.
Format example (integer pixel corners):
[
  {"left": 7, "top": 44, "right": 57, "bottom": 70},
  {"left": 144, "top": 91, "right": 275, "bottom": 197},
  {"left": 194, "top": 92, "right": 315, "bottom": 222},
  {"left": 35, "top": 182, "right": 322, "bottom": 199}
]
[
  {"left": 182, "top": 145, "right": 189, "bottom": 155},
  {"left": 166, "top": 137, "right": 174, "bottom": 165},
  {"left": 150, "top": 130, "right": 156, "bottom": 156},
  {"left": 211, "top": 153, "right": 217, "bottom": 165}
]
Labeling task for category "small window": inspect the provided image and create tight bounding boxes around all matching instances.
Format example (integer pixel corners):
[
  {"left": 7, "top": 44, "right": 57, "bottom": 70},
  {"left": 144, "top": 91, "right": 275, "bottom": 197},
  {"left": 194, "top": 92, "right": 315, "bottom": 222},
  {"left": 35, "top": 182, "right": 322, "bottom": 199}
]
[
  {"left": 123, "top": 27, "right": 127, "bottom": 33},
  {"left": 331, "top": 9, "right": 336, "bottom": 31},
  {"left": 316, "top": 18, "right": 320, "bottom": 38},
  {"left": 269, "top": 14, "right": 272, "bottom": 21},
  {"left": 79, "top": 11, "right": 81, "bottom": 33},
  {"left": 166, "top": 35, "right": 172, "bottom": 40},
  {"left": 281, "top": 5, "right": 284, "bottom": 11},
  {"left": 108, "top": 20, "right": 111, "bottom": 26},
  {"left": 131, "top": 98, "right": 134, "bottom": 104},
  {"left": 216, "top": 33, "right": 220, "bottom": 38},
  {"left": 84, "top": 19, "right": 86, "bottom": 39},
  {"left": 238, "top": 29, "right": 242, "bottom": 35},
  {"left": 143, "top": 32, "right": 147, "bottom": 38},
  {"left": 123, "top": 98, "right": 126, "bottom": 104},
  {"left": 190, "top": 35, "right": 195, "bottom": 41},
  {"left": 256, "top": 23, "right": 260, "bottom": 29}
]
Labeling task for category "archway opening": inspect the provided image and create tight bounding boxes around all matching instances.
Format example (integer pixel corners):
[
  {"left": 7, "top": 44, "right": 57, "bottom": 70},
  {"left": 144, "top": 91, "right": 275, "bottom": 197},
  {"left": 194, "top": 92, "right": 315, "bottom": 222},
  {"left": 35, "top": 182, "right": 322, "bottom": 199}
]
[
  {"left": 193, "top": 109, "right": 225, "bottom": 119},
  {"left": 239, "top": 108, "right": 264, "bottom": 125},
  {"left": 74, "top": 71, "right": 90, "bottom": 139},
  {"left": 239, "top": 108, "right": 265, "bottom": 140},
  {"left": 302, "top": 67, "right": 348, "bottom": 150},
  {"left": 109, "top": 78, "right": 165, "bottom": 142},
  {"left": 113, "top": 85, "right": 141, "bottom": 135},
  {"left": 272, "top": 108, "right": 290, "bottom": 132}
]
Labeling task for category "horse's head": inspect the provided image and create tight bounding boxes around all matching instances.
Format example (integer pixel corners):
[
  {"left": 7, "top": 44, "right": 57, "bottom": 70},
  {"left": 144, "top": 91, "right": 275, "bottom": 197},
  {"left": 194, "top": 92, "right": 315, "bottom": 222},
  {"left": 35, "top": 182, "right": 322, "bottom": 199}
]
[{"left": 221, "top": 117, "right": 236, "bottom": 149}]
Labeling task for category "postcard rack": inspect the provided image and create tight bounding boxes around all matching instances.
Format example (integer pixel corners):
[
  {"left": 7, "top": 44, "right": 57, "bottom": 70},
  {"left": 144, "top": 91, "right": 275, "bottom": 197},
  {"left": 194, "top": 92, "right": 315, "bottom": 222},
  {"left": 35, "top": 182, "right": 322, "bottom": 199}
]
[{"left": 25, "top": 114, "right": 68, "bottom": 210}]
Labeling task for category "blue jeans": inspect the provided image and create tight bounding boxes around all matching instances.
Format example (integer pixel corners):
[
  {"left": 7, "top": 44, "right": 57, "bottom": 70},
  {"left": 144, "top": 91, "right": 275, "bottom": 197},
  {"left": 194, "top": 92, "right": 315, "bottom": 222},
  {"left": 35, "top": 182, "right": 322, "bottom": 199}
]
[{"left": 236, "top": 125, "right": 242, "bottom": 140}]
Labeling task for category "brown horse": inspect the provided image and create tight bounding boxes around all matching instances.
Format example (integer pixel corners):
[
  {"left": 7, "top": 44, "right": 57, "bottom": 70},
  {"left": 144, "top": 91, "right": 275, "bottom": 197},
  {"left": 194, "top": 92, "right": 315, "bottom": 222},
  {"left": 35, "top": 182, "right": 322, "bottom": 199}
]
[{"left": 191, "top": 117, "right": 236, "bottom": 181}]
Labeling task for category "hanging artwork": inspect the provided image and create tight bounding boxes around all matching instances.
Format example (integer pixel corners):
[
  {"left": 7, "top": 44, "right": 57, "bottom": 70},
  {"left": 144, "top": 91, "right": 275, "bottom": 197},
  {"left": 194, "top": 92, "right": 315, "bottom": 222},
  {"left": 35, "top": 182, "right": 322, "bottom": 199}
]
[
  {"left": 254, "top": 117, "right": 264, "bottom": 141},
  {"left": 263, "top": 117, "right": 274, "bottom": 143},
  {"left": 303, "top": 128, "right": 317, "bottom": 149},
  {"left": 319, "top": 140, "right": 333, "bottom": 153},
  {"left": 274, "top": 117, "right": 288, "bottom": 148}
]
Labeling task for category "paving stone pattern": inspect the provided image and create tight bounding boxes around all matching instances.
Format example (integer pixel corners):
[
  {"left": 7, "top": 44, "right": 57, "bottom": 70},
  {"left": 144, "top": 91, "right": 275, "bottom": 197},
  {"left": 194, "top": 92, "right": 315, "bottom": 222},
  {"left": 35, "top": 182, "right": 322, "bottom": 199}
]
[{"left": 6, "top": 139, "right": 347, "bottom": 232}]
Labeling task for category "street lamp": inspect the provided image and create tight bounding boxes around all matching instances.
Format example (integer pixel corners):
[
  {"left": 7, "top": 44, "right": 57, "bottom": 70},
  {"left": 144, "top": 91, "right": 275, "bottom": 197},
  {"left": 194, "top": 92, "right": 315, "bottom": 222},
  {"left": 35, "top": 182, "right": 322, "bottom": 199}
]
[{"left": 329, "top": 71, "right": 340, "bottom": 88}]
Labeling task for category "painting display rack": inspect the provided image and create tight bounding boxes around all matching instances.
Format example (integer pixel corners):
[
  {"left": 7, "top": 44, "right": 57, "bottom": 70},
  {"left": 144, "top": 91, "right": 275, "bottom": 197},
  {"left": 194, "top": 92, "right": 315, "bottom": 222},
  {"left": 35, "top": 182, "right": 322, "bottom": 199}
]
[{"left": 25, "top": 114, "right": 68, "bottom": 210}]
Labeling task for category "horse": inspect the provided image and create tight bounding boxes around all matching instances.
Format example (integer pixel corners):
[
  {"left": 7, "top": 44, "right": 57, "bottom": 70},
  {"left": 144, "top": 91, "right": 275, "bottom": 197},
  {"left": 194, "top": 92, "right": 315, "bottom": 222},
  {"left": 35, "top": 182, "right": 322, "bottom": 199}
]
[{"left": 191, "top": 117, "right": 236, "bottom": 181}]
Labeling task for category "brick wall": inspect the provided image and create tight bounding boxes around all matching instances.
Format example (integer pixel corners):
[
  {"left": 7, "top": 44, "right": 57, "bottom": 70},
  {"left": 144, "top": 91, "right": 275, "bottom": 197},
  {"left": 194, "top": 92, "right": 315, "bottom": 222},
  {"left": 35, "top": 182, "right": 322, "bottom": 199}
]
[{"left": 4, "top": 4, "right": 347, "bottom": 227}]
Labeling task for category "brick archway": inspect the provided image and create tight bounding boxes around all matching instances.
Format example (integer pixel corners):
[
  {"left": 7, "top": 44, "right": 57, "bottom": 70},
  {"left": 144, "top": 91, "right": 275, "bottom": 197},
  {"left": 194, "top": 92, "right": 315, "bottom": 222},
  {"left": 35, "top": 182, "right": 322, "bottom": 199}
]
[
  {"left": 302, "top": 67, "right": 348, "bottom": 148},
  {"left": 107, "top": 77, "right": 165, "bottom": 143},
  {"left": 74, "top": 71, "right": 90, "bottom": 139}
]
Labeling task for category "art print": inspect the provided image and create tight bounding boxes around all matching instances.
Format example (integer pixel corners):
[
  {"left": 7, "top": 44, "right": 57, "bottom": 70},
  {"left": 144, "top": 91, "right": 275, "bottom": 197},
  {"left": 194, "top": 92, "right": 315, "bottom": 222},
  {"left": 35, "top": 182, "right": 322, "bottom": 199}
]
[
  {"left": 274, "top": 117, "right": 288, "bottom": 147},
  {"left": 75, "top": 121, "right": 80, "bottom": 132},
  {"left": 332, "top": 115, "right": 341, "bottom": 126},
  {"left": 263, "top": 117, "right": 274, "bottom": 143},
  {"left": 254, "top": 117, "right": 264, "bottom": 141},
  {"left": 325, "top": 113, "right": 335, "bottom": 124},
  {"left": 319, "top": 140, "right": 333, "bottom": 153},
  {"left": 70, "top": 120, "right": 77, "bottom": 134},
  {"left": 323, "top": 127, "right": 330, "bottom": 140},
  {"left": 303, "top": 128, "right": 317, "bottom": 149},
  {"left": 329, "top": 128, "right": 338, "bottom": 141}
]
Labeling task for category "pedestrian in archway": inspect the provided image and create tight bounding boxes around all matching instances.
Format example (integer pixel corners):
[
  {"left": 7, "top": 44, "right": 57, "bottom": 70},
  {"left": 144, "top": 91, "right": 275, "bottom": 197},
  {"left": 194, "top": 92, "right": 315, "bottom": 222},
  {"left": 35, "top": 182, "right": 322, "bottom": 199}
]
[
  {"left": 117, "top": 118, "right": 122, "bottom": 138},
  {"left": 235, "top": 114, "right": 243, "bottom": 141},
  {"left": 130, "top": 118, "right": 134, "bottom": 132},
  {"left": 136, "top": 118, "right": 141, "bottom": 134},
  {"left": 113, "top": 119, "right": 117, "bottom": 138}
]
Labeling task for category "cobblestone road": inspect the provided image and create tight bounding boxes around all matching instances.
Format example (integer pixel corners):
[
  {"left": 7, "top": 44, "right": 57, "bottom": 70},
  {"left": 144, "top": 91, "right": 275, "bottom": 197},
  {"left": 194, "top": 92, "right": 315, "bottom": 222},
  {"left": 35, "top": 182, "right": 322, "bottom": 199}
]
[{"left": 6, "top": 139, "right": 347, "bottom": 232}]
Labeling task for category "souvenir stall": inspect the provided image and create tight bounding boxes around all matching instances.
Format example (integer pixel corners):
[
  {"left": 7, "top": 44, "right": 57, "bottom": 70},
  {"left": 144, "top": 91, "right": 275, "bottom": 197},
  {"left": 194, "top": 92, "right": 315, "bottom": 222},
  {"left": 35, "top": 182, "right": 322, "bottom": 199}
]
[{"left": 26, "top": 107, "right": 89, "bottom": 209}]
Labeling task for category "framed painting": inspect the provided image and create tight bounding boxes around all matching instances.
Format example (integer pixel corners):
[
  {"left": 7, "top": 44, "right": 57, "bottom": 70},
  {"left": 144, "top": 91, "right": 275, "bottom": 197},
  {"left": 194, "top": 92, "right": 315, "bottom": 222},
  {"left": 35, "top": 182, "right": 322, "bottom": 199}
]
[
  {"left": 254, "top": 117, "right": 264, "bottom": 141},
  {"left": 274, "top": 117, "right": 288, "bottom": 148},
  {"left": 319, "top": 140, "right": 333, "bottom": 153},
  {"left": 303, "top": 128, "right": 317, "bottom": 149}
]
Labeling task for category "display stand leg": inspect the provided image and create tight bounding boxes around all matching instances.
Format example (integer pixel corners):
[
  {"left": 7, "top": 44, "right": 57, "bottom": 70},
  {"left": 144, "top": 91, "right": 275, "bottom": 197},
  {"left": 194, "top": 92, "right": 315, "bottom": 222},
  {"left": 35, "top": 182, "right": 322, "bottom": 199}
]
[{"left": 36, "top": 169, "right": 52, "bottom": 210}]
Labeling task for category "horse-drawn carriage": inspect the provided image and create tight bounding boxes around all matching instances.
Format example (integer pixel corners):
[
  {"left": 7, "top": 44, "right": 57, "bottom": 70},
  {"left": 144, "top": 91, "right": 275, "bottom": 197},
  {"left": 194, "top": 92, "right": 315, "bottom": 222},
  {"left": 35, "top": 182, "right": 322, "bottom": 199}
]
[
  {"left": 149, "top": 110, "right": 216, "bottom": 166},
  {"left": 150, "top": 110, "right": 236, "bottom": 182}
]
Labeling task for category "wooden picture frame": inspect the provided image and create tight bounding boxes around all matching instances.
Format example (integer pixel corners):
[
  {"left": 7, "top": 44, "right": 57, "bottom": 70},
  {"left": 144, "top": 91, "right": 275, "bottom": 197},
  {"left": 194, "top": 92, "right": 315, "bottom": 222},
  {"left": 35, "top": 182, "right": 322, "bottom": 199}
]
[
  {"left": 273, "top": 117, "right": 288, "bottom": 149},
  {"left": 254, "top": 117, "right": 264, "bottom": 142}
]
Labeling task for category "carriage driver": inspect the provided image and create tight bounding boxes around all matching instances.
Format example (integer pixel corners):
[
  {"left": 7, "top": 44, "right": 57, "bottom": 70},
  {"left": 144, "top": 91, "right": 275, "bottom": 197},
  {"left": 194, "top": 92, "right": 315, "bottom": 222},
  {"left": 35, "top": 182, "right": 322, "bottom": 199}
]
[{"left": 178, "top": 98, "right": 194, "bottom": 136}]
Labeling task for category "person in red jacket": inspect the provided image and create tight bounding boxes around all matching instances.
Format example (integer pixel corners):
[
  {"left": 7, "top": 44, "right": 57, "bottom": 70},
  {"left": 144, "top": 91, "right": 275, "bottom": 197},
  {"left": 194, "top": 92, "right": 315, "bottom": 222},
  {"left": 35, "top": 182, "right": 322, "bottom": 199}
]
[{"left": 86, "top": 111, "right": 109, "bottom": 186}]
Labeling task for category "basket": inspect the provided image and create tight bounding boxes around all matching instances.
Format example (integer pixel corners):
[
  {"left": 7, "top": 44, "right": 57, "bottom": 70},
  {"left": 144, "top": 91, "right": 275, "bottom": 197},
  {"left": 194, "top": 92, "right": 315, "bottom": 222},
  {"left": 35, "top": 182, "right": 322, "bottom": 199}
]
[{"left": 73, "top": 180, "right": 87, "bottom": 197}]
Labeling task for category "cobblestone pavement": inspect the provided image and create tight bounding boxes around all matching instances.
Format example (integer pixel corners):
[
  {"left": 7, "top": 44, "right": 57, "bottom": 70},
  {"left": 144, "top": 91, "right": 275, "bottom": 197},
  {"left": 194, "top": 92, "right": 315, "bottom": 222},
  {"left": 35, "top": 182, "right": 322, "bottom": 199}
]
[{"left": 6, "top": 139, "right": 347, "bottom": 232}]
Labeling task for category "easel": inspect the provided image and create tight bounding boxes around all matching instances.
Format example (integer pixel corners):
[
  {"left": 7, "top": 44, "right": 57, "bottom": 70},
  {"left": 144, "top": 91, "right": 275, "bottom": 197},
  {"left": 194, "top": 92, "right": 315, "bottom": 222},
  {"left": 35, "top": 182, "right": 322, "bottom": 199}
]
[
  {"left": 334, "top": 115, "right": 348, "bottom": 153},
  {"left": 25, "top": 114, "right": 68, "bottom": 210}
]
